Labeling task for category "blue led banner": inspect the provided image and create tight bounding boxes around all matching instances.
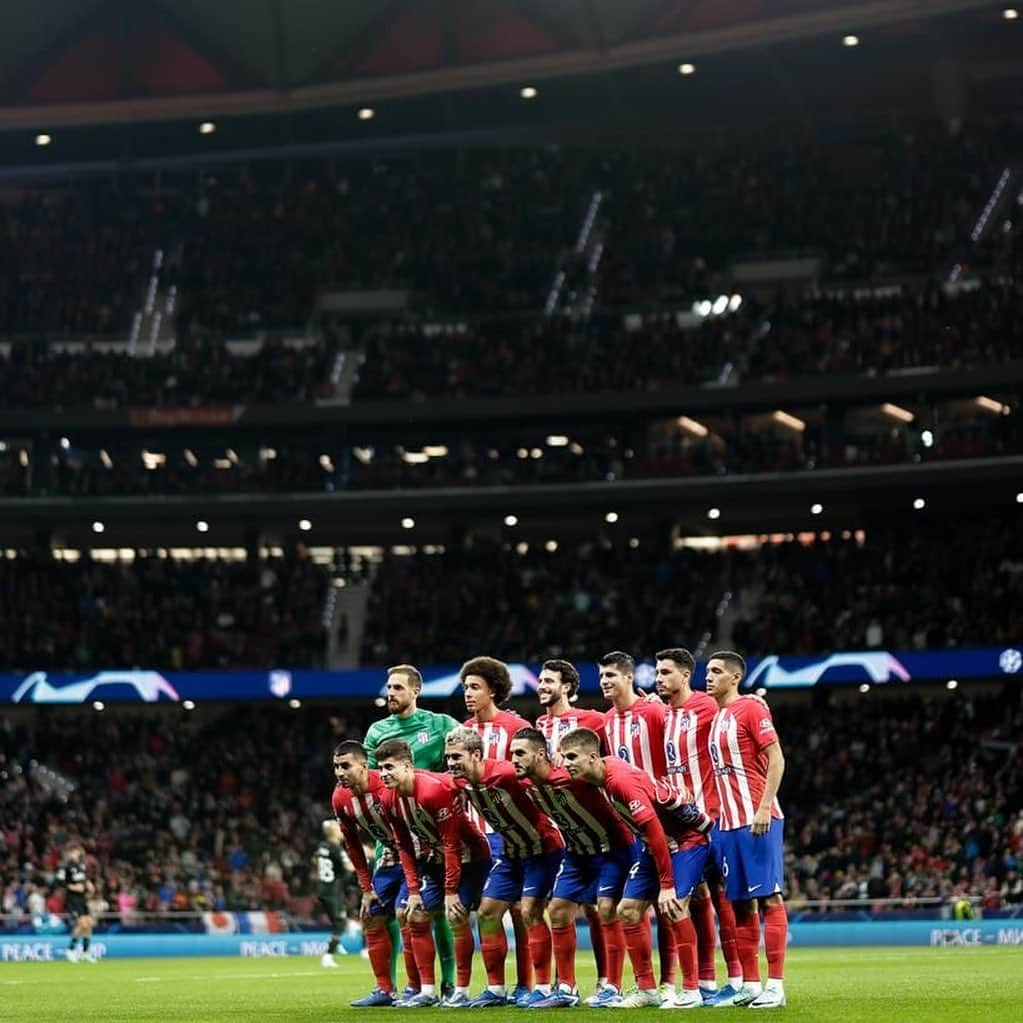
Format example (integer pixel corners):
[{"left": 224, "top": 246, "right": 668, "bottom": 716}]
[{"left": 0, "top": 646, "right": 1020, "bottom": 705}]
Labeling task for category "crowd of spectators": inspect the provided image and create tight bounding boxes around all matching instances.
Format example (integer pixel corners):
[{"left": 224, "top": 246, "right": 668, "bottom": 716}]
[
  {"left": 353, "top": 278, "right": 1023, "bottom": 401},
  {"left": 362, "top": 515, "right": 1023, "bottom": 667},
  {"left": 6, "top": 394, "right": 1015, "bottom": 500},
  {"left": 1, "top": 686, "right": 1019, "bottom": 929},
  {"left": 0, "top": 335, "right": 337, "bottom": 410},
  {"left": 0, "top": 549, "right": 328, "bottom": 672}
]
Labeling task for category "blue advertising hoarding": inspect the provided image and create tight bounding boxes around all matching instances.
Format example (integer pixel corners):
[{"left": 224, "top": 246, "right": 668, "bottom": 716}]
[{"left": 0, "top": 646, "right": 1020, "bottom": 705}]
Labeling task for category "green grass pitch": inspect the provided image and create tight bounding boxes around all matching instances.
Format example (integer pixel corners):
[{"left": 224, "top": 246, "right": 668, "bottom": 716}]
[{"left": 1, "top": 947, "right": 1022, "bottom": 1023}]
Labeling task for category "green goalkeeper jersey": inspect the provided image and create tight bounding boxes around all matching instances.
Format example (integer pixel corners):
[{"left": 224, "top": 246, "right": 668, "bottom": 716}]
[{"left": 364, "top": 707, "right": 461, "bottom": 771}]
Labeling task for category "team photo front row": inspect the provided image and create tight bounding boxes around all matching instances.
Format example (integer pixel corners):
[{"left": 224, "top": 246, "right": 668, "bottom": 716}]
[{"left": 326, "top": 649, "right": 788, "bottom": 1010}]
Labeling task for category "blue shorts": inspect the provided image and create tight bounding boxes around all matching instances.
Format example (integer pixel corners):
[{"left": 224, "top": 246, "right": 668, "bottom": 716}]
[
  {"left": 398, "top": 857, "right": 492, "bottom": 914},
  {"left": 622, "top": 843, "right": 711, "bottom": 902},
  {"left": 483, "top": 849, "right": 563, "bottom": 904},
  {"left": 552, "top": 847, "right": 631, "bottom": 906},
  {"left": 711, "top": 820, "right": 785, "bottom": 903},
  {"left": 370, "top": 862, "right": 405, "bottom": 916},
  {"left": 487, "top": 833, "right": 504, "bottom": 858}
]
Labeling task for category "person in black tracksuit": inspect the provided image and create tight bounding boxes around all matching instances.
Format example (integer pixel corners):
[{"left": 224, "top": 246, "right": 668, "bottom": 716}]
[
  {"left": 56, "top": 845, "right": 94, "bottom": 962},
  {"left": 314, "top": 820, "right": 348, "bottom": 966}
]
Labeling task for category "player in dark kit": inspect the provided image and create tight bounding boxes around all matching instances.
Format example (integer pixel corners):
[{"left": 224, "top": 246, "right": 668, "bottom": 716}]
[
  {"left": 56, "top": 844, "right": 95, "bottom": 963},
  {"left": 314, "top": 820, "right": 348, "bottom": 968}
]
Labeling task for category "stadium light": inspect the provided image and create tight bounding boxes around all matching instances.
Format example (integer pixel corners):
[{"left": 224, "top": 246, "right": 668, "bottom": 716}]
[
  {"left": 423, "top": 445, "right": 448, "bottom": 457},
  {"left": 516, "top": 541, "right": 529, "bottom": 554},
  {"left": 92, "top": 521, "right": 105, "bottom": 534},
  {"left": 881, "top": 402, "right": 914, "bottom": 423},
  {"left": 35, "top": 133, "right": 52, "bottom": 146},
  {"left": 183, "top": 700, "right": 196, "bottom": 711},
  {"left": 772, "top": 410, "right": 806, "bottom": 432},
  {"left": 196, "top": 520, "right": 209, "bottom": 533},
  {"left": 678, "top": 416, "right": 709, "bottom": 437},
  {"left": 858, "top": 683, "right": 870, "bottom": 694},
  {"left": 546, "top": 435, "right": 569, "bottom": 447},
  {"left": 299, "top": 519, "right": 312, "bottom": 532},
  {"left": 707, "top": 507, "right": 721, "bottom": 520},
  {"left": 678, "top": 63, "right": 695, "bottom": 75},
  {"left": 629, "top": 537, "right": 640, "bottom": 548},
  {"left": 843, "top": 34, "right": 859, "bottom": 47},
  {"left": 504, "top": 515, "right": 518, "bottom": 527},
  {"left": 1017, "top": 492, "right": 1023, "bottom": 504},
  {"left": 544, "top": 540, "right": 558, "bottom": 552},
  {"left": 199, "top": 122, "right": 216, "bottom": 135},
  {"left": 530, "top": 448, "right": 543, "bottom": 459},
  {"left": 913, "top": 498, "right": 926, "bottom": 510},
  {"left": 1004, "top": 8, "right": 1019, "bottom": 20},
  {"left": 975, "top": 395, "right": 1010, "bottom": 415},
  {"left": 605, "top": 512, "right": 619, "bottom": 524},
  {"left": 947, "top": 679, "right": 959, "bottom": 690},
  {"left": 289, "top": 699, "right": 302, "bottom": 709},
  {"left": 93, "top": 701, "right": 105, "bottom": 711},
  {"left": 59, "top": 437, "right": 70, "bottom": 449},
  {"left": 810, "top": 503, "right": 823, "bottom": 515},
  {"left": 401, "top": 517, "right": 415, "bottom": 529},
  {"left": 358, "top": 107, "right": 375, "bottom": 121},
  {"left": 520, "top": 86, "right": 538, "bottom": 99}
]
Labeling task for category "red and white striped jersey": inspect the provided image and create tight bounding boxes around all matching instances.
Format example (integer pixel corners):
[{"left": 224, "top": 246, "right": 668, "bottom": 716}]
[
  {"left": 664, "top": 691, "right": 720, "bottom": 817},
  {"left": 464, "top": 710, "right": 532, "bottom": 761},
  {"left": 535, "top": 708, "right": 606, "bottom": 756},
  {"left": 522, "top": 766, "right": 634, "bottom": 856},
  {"left": 708, "top": 696, "right": 784, "bottom": 831},
  {"left": 456, "top": 759, "right": 563, "bottom": 858},
  {"left": 380, "top": 770, "right": 489, "bottom": 896},
  {"left": 332, "top": 771, "right": 402, "bottom": 892},
  {"left": 604, "top": 699, "right": 668, "bottom": 779}
]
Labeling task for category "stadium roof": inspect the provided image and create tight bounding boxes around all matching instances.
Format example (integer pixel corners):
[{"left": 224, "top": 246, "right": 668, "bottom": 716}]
[{"left": 0, "top": 0, "right": 1005, "bottom": 128}]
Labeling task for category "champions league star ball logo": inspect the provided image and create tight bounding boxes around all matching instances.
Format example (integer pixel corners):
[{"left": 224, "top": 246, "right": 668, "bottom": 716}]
[
  {"left": 999, "top": 649, "right": 1022, "bottom": 674},
  {"left": 12, "top": 671, "right": 180, "bottom": 704}
]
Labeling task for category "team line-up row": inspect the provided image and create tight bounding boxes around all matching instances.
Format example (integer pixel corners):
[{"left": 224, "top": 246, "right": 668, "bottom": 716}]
[{"left": 324, "top": 650, "right": 788, "bottom": 1010}]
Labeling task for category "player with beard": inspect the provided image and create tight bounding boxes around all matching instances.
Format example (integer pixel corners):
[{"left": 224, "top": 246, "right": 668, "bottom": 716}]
[
  {"left": 705, "top": 652, "right": 788, "bottom": 1010},
  {"left": 460, "top": 656, "right": 541, "bottom": 1004},
  {"left": 599, "top": 650, "right": 676, "bottom": 1000},
  {"left": 332, "top": 741, "right": 413, "bottom": 1006},
  {"left": 560, "top": 729, "right": 714, "bottom": 1009},
  {"left": 364, "top": 665, "right": 459, "bottom": 998}
]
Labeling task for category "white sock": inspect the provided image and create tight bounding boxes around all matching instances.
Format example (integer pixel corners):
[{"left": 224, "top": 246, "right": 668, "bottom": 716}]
[
  {"left": 746, "top": 981, "right": 763, "bottom": 996},
  {"left": 700, "top": 981, "right": 717, "bottom": 992},
  {"left": 487, "top": 985, "right": 506, "bottom": 997},
  {"left": 597, "top": 977, "right": 608, "bottom": 988},
  {"left": 420, "top": 984, "right": 436, "bottom": 997},
  {"left": 765, "top": 979, "right": 784, "bottom": 992},
  {"left": 728, "top": 976, "right": 743, "bottom": 990},
  {"left": 536, "top": 984, "right": 551, "bottom": 995},
  {"left": 558, "top": 983, "right": 576, "bottom": 994},
  {"left": 455, "top": 986, "right": 469, "bottom": 997}
]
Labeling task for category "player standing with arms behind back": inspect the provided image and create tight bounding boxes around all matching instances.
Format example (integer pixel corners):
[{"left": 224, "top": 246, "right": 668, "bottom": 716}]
[
  {"left": 460, "top": 655, "right": 544, "bottom": 1004},
  {"left": 57, "top": 844, "right": 95, "bottom": 963},
  {"left": 705, "top": 651, "right": 788, "bottom": 1009},
  {"left": 364, "top": 664, "right": 460, "bottom": 998}
]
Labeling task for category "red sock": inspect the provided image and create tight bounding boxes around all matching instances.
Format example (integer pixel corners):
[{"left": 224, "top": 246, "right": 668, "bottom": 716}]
[
  {"left": 479, "top": 920, "right": 508, "bottom": 986},
  {"left": 763, "top": 903, "right": 787, "bottom": 981},
  {"left": 713, "top": 892, "right": 741, "bottom": 981},
  {"left": 400, "top": 924, "right": 422, "bottom": 989},
  {"left": 691, "top": 895, "right": 718, "bottom": 984},
  {"left": 584, "top": 907, "right": 607, "bottom": 979},
  {"left": 735, "top": 908, "right": 761, "bottom": 984},
  {"left": 656, "top": 910, "right": 676, "bottom": 985},
  {"left": 671, "top": 917, "right": 698, "bottom": 990},
  {"left": 511, "top": 907, "right": 533, "bottom": 989},
  {"left": 409, "top": 919, "right": 436, "bottom": 986},
  {"left": 551, "top": 924, "right": 577, "bottom": 990},
  {"left": 453, "top": 921, "right": 475, "bottom": 988},
  {"left": 365, "top": 925, "right": 394, "bottom": 993},
  {"left": 623, "top": 921, "right": 656, "bottom": 990},
  {"left": 603, "top": 919, "right": 626, "bottom": 989},
  {"left": 528, "top": 921, "right": 553, "bottom": 986}
]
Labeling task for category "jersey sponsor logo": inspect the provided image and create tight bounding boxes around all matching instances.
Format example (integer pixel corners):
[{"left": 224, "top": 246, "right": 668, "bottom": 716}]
[
  {"left": 617, "top": 745, "right": 630, "bottom": 761},
  {"left": 665, "top": 741, "right": 677, "bottom": 764},
  {"left": 627, "top": 799, "right": 643, "bottom": 812},
  {"left": 758, "top": 717, "right": 773, "bottom": 732},
  {"left": 435, "top": 806, "right": 452, "bottom": 821}
]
